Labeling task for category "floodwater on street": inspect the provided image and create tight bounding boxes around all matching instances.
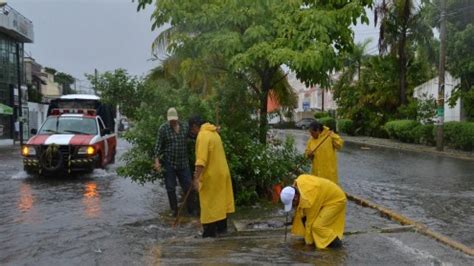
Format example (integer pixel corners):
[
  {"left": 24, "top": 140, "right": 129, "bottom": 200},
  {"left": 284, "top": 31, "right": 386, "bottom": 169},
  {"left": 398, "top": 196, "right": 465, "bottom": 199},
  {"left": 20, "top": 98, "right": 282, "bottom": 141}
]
[
  {"left": 0, "top": 140, "right": 168, "bottom": 265},
  {"left": 280, "top": 130, "right": 474, "bottom": 247},
  {"left": 1, "top": 135, "right": 473, "bottom": 265}
]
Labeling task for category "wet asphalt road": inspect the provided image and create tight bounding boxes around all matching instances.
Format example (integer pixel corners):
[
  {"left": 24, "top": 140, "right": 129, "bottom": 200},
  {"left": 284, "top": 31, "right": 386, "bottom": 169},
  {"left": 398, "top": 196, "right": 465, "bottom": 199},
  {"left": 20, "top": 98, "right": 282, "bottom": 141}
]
[
  {"left": 0, "top": 140, "right": 171, "bottom": 265},
  {"left": 1, "top": 133, "right": 473, "bottom": 265},
  {"left": 279, "top": 130, "right": 474, "bottom": 247}
]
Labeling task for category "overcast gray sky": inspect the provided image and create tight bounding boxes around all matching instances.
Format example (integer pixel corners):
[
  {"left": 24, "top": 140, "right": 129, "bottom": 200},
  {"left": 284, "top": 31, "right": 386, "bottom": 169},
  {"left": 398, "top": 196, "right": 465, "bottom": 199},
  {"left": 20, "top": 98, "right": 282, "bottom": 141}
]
[{"left": 10, "top": 0, "right": 378, "bottom": 82}]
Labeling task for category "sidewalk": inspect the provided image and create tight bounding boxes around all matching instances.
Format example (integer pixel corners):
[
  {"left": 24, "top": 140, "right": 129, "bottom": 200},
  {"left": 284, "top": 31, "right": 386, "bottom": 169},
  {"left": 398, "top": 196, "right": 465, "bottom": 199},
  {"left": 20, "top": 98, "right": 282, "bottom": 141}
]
[
  {"left": 145, "top": 201, "right": 473, "bottom": 264},
  {"left": 0, "top": 139, "right": 19, "bottom": 153},
  {"left": 283, "top": 129, "right": 474, "bottom": 161},
  {"left": 343, "top": 135, "right": 474, "bottom": 161}
]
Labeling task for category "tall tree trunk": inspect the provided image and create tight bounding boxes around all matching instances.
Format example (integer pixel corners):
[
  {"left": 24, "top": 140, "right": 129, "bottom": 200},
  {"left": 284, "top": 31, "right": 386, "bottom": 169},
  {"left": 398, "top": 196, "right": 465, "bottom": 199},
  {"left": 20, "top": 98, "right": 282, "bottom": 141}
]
[
  {"left": 398, "top": 34, "right": 407, "bottom": 106},
  {"left": 398, "top": 0, "right": 411, "bottom": 106},
  {"left": 259, "top": 88, "right": 269, "bottom": 144}
]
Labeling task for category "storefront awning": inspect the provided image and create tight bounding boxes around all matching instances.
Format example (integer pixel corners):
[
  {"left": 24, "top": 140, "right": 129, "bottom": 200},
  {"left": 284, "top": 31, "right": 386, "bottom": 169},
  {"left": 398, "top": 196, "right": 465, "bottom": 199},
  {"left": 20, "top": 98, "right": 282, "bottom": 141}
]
[{"left": 0, "top": 103, "right": 13, "bottom": 115}]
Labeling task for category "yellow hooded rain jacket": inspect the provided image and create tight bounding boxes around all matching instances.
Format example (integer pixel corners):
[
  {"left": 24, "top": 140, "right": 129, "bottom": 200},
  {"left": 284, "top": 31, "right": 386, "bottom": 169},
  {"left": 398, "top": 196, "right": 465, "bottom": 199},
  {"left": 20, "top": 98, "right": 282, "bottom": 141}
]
[
  {"left": 305, "top": 126, "right": 344, "bottom": 184},
  {"left": 291, "top": 174, "right": 347, "bottom": 249},
  {"left": 195, "top": 123, "right": 235, "bottom": 224}
]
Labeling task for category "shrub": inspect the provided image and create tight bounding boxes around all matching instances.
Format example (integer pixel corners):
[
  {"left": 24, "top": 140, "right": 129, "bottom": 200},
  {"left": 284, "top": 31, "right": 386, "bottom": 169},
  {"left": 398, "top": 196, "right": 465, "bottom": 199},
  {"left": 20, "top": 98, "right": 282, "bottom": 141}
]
[
  {"left": 314, "top": 111, "right": 330, "bottom": 119},
  {"left": 271, "top": 121, "right": 296, "bottom": 129},
  {"left": 411, "top": 124, "right": 435, "bottom": 145},
  {"left": 337, "top": 119, "right": 354, "bottom": 135},
  {"left": 444, "top": 122, "right": 474, "bottom": 151},
  {"left": 384, "top": 120, "right": 418, "bottom": 143},
  {"left": 318, "top": 117, "right": 336, "bottom": 131},
  {"left": 222, "top": 131, "right": 307, "bottom": 205}
]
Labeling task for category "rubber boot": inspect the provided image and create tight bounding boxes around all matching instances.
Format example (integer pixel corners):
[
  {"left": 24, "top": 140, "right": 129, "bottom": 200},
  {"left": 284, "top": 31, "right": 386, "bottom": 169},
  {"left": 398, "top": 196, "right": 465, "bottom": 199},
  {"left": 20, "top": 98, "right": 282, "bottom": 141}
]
[
  {"left": 328, "top": 237, "right": 342, "bottom": 248},
  {"left": 216, "top": 218, "right": 227, "bottom": 235},
  {"left": 202, "top": 222, "right": 217, "bottom": 238}
]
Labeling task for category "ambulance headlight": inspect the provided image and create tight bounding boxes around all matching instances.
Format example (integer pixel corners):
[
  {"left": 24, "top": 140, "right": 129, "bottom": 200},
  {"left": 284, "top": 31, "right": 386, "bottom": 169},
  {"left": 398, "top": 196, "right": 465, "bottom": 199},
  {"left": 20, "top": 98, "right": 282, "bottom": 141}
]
[
  {"left": 22, "top": 145, "right": 36, "bottom": 156},
  {"left": 78, "top": 146, "right": 95, "bottom": 155}
]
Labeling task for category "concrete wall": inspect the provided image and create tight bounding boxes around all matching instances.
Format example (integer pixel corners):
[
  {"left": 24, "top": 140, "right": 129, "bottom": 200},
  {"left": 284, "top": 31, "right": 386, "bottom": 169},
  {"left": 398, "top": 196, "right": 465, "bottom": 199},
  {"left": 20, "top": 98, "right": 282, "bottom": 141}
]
[
  {"left": 414, "top": 73, "right": 461, "bottom": 122},
  {"left": 41, "top": 71, "right": 62, "bottom": 98},
  {"left": 27, "top": 101, "right": 48, "bottom": 132}
]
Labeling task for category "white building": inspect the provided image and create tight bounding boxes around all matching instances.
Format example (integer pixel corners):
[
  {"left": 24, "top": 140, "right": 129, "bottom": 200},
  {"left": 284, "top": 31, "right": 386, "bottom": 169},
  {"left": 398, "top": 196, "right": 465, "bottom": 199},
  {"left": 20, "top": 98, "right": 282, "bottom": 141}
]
[
  {"left": 287, "top": 71, "right": 337, "bottom": 121},
  {"left": 413, "top": 72, "right": 462, "bottom": 122}
]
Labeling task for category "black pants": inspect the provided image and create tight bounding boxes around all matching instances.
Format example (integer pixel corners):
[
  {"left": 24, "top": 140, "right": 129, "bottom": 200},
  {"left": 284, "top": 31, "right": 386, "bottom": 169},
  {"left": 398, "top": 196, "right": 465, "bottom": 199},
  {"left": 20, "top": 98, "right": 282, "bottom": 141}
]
[
  {"left": 202, "top": 218, "right": 227, "bottom": 238},
  {"left": 163, "top": 161, "right": 193, "bottom": 215}
]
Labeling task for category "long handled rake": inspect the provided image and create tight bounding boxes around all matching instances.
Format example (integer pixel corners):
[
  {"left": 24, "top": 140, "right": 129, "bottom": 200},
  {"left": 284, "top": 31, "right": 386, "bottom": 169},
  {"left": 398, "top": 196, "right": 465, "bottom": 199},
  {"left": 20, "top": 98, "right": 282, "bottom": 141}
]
[{"left": 172, "top": 186, "right": 194, "bottom": 228}]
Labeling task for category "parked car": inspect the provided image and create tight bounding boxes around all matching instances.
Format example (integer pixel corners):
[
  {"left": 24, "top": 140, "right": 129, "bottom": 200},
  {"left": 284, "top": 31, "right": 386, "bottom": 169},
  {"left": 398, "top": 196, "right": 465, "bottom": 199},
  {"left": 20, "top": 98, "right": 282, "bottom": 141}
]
[{"left": 295, "top": 118, "right": 316, "bottom": 129}]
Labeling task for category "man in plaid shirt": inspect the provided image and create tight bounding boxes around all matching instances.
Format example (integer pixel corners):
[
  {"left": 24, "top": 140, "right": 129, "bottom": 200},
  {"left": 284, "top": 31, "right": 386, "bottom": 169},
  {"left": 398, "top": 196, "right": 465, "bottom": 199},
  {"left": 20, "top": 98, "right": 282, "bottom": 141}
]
[{"left": 154, "top": 108, "right": 194, "bottom": 216}]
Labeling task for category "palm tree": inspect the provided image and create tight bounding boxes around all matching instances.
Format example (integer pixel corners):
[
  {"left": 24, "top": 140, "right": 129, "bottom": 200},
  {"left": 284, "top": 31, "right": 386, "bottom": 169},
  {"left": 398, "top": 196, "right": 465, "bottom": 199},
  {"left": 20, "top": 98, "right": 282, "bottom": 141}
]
[
  {"left": 375, "top": 0, "right": 427, "bottom": 106},
  {"left": 336, "top": 39, "right": 372, "bottom": 90}
]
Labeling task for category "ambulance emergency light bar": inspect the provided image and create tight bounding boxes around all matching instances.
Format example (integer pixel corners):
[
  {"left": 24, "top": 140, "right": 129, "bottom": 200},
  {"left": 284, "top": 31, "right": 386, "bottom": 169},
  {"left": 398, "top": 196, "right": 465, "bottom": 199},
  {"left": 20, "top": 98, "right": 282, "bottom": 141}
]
[{"left": 50, "top": 108, "right": 97, "bottom": 116}]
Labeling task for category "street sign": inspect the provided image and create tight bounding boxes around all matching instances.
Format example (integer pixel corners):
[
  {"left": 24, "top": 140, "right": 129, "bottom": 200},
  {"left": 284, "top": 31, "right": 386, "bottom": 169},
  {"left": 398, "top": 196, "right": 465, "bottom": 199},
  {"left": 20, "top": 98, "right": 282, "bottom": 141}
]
[
  {"left": 303, "top": 102, "right": 310, "bottom": 111},
  {"left": 0, "top": 103, "right": 13, "bottom": 115}
]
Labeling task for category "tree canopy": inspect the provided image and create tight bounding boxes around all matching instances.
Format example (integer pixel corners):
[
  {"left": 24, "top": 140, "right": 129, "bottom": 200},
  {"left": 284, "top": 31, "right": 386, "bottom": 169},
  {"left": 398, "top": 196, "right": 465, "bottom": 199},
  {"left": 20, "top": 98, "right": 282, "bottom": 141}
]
[{"left": 136, "top": 0, "right": 372, "bottom": 142}]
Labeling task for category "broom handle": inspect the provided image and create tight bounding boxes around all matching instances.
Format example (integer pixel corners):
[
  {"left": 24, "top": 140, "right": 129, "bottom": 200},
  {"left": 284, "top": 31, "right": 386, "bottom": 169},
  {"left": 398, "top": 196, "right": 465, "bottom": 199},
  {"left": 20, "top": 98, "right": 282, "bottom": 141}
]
[{"left": 172, "top": 185, "right": 194, "bottom": 228}]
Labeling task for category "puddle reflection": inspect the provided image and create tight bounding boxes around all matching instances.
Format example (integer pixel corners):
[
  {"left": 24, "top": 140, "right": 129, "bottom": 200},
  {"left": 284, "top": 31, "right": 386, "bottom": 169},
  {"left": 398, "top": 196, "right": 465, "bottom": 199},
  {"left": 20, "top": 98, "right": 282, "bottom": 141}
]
[
  {"left": 16, "top": 182, "right": 38, "bottom": 223},
  {"left": 83, "top": 181, "right": 101, "bottom": 218}
]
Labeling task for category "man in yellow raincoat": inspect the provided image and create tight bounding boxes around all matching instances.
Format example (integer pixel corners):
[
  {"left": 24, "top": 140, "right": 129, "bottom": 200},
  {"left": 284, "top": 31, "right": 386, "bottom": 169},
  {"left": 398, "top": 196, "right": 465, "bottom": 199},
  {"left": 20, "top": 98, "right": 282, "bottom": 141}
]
[
  {"left": 280, "top": 174, "right": 346, "bottom": 249},
  {"left": 305, "top": 121, "right": 344, "bottom": 184},
  {"left": 189, "top": 116, "right": 235, "bottom": 238}
]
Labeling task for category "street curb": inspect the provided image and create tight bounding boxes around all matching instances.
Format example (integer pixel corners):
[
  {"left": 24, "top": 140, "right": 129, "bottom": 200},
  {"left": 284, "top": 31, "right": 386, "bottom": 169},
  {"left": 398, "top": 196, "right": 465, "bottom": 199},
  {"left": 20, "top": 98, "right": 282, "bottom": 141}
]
[
  {"left": 343, "top": 138, "right": 474, "bottom": 161},
  {"left": 279, "top": 129, "right": 474, "bottom": 161},
  {"left": 346, "top": 193, "right": 474, "bottom": 257}
]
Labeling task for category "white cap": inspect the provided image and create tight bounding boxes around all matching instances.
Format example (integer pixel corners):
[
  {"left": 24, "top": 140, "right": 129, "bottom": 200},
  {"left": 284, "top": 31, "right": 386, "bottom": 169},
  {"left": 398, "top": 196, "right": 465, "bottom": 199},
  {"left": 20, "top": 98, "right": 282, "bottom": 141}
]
[
  {"left": 167, "top": 107, "right": 178, "bottom": 121},
  {"left": 280, "top": 186, "right": 295, "bottom": 212}
]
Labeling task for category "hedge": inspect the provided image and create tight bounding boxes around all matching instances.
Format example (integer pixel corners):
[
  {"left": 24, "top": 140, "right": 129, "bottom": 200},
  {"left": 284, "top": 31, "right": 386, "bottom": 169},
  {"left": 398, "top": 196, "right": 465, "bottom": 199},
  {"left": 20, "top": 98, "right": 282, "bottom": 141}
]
[
  {"left": 411, "top": 124, "right": 435, "bottom": 146},
  {"left": 444, "top": 121, "right": 474, "bottom": 151},
  {"left": 337, "top": 119, "right": 354, "bottom": 135},
  {"left": 314, "top": 111, "right": 330, "bottom": 119},
  {"left": 318, "top": 117, "right": 336, "bottom": 131},
  {"left": 384, "top": 120, "right": 474, "bottom": 150},
  {"left": 384, "top": 120, "right": 419, "bottom": 143}
]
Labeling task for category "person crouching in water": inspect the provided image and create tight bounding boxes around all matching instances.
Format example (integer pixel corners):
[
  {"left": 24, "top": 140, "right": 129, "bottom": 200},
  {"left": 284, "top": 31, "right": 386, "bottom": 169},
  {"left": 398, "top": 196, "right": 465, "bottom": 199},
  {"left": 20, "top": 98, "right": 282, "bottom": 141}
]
[
  {"left": 280, "top": 174, "right": 347, "bottom": 249},
  {"left": 189, "top": 116, "right": 235, "bottom": 238}
]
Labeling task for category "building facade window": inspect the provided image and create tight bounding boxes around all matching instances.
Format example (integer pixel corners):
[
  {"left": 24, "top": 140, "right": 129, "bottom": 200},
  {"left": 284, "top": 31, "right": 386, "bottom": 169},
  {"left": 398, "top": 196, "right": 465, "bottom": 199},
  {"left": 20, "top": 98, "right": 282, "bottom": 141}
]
[{"left": 0, "top": 32, "right": 24, "bottom": 139}]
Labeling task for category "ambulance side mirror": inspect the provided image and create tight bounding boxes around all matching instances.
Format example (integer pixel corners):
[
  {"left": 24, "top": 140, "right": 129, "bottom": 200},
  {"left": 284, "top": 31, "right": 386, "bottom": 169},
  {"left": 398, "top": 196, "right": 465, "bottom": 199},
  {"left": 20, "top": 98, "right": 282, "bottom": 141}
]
[
  {"left": 30, "top": 128, "right": 37, "bottom": 135},
  {"left": 101, "top": 128, "right": 111, "bottom": 136}
]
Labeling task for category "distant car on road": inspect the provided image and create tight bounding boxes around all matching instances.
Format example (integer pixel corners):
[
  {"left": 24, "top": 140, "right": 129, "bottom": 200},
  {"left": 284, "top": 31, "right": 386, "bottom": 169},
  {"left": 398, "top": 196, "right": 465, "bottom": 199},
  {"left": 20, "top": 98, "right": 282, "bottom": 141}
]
[{"left": 295, "top": 118, "right": 316, "bottom": 130}]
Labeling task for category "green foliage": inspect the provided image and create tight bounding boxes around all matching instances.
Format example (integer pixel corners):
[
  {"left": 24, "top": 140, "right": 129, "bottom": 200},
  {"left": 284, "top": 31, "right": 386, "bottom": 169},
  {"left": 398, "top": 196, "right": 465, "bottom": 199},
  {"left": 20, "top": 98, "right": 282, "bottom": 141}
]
[
  {"left": 397, "top": 96, "right": 436, "bottom": 123},
  {"left": 444, "top": 122, "right": 474, "bottom": 151},
  {"left": 425, "top": 0, "right": 474, "bottom": 120},
  {"left": 318, "top": 117, "right": 336, "bottom": 131},
  {"left": 116, "top": 77, "right": 211, "bottom": 185},
  {"left": 55, "top": 72, "right": 76, "bottom": 95},
  {"left": 334, "top": 55, "right": 399, "bottom": 136},
  {"left": 337, "top": 119, "right": 355, "bottom": 135},
  {"left": 314, "top": 112, "right": 330, "bottom": 119},
  {"left": 44, "top": 67, "right": 57, "bottom": 75},
  {"left": 384, "top": 120, "right": 435, "bottom": 145},
  {"left": 223, "top": 131, "right": 306, "bottom": 205},
  {"left": 384, "top": 120, "right": 418, "bottom": 142},
  {"left": 86, "top": 69, "right": 144, "bottom": 120},
  {"left": 411, "top": 124, "right": 435, "bottom": 146},
  {"left": 27, "top": 84, "right": 42, "bottom": 103},
  {"left": 135, "top": 0, "right": 372, "bottom": 143}
]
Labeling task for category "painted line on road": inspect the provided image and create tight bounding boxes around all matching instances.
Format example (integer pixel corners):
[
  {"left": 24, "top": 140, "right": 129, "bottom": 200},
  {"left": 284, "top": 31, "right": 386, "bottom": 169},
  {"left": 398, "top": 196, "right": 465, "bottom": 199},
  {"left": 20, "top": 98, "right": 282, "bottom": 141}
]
[{"left": 346, "top": 193, "right": 474, "bottom": 257}]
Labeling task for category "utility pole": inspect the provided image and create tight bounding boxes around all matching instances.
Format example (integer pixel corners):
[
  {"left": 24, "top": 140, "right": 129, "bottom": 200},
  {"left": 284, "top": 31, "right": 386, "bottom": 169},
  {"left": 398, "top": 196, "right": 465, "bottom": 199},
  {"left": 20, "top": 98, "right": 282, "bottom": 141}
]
[
  {"left": 94, "top": 68, "right": 98, "bottom": 95},
  {"left": 16, "top": 43, "right": 23, "bottom": 145},
  {"left": 436, "top": 0, "right": 447, "bottom": 151}
]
